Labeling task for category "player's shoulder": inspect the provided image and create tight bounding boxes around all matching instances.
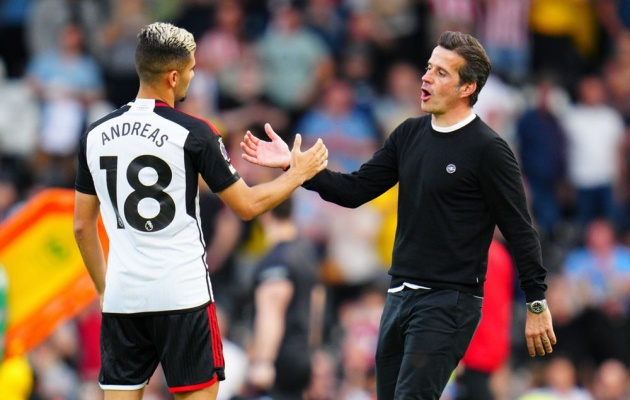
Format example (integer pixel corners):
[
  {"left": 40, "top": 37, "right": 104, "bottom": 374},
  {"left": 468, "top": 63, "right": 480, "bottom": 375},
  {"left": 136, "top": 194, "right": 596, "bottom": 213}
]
[
  {"left": 155, "top": 106, "right": 221, "bottom": 139},
  {"left": 83, "top": 104, "right": 130, "bottom": 140}
]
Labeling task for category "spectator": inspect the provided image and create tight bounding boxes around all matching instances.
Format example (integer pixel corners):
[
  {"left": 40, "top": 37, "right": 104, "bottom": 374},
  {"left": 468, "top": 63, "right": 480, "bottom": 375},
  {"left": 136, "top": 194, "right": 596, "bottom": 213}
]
[
  {"left": 257, "top": 2, "right": 334, "bottom": 126},
  {"left": 294, "top": 80, "right": 385, "bottom": 294},
  {"left": 426, "top": 0, "right": 478, "bottom": 45},
  {"left": 0, "top": 64, "right": 39, "bottom": 163},
  {"left": 304, "top": 347, "right": 339, "bottom": 400},
  {"left": 29, "top": 333, "right": 81, "bottom": 400},
  {"left": 247, "top": 197, "right": 322, "bottom": 399},
  {"left": 591, "top": 359, "right": 630, "bottom": 400},
  {"left": 602, "top": 32, "right": 630, "bottom": 124},
  {"left": 339, "top": 45, "right": 380, "bottom": 130},
  {"left": 341, "top": 8, "right": 397, "bottom": 90},
  {"left": 563, "top": 218, "right": 630, "bottom": 312},
  {"left": 303, "top": 0, "right": 347, "bottom": 58},
  {"left": 298, "top": 79, "right": 380, "bottom": 172},
  {"left": 26, "top": 0, "right": 105, "bottom": 57},
  {"left": 196, "top": 0, "right": 248, "bottom": 89},
  {"left": 336, "top": 286, "right": 385, "bottom": 400},
  {"left": 25, "top": 21, "right": 105, "bottom": 187},
  {"left": 478, "top": 0, "right": 531, "bottom": 85},
  {"left": 98, "top": 0, "right": 152, "bottom": 107},
  {"left": 473, "top": 72, "right": 525, "bottom": 147},
  {"left": 561, "top": 75, "right": 626, "bottom": 232},
  {"left": 561, "top": 219, "right": 630, "bottom": 369},
  {"left": 516, "top": 75, "right": 569, "bottom": 240},
  {"left": 518, "top": 356, "right": 593, "bottom": 400},
  {"left": 373, "top": 62, "right": 423, "bottom": 137}
]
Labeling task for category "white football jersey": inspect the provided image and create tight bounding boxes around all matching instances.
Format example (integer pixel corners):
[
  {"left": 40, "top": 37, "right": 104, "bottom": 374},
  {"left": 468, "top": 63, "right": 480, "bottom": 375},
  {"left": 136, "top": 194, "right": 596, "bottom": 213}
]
[{"left": 76, "top": 99, "right": 240, "bottom": 313}]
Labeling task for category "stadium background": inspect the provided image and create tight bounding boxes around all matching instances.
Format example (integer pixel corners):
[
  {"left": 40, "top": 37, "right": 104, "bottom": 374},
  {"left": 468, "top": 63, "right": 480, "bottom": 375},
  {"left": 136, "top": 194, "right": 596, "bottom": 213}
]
[{"left": 0, "top": 0, "right": 629, "bottom": 399}]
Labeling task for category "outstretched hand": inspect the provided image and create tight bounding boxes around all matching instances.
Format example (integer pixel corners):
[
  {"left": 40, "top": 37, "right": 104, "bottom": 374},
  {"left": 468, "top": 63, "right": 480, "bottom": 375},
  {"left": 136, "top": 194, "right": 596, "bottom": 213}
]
[
  {"left": 240, "top": 123, "right": 291, "bottom": 169},
  {"left": 289, "top": 132, "right": 328, "bottom": 182}
]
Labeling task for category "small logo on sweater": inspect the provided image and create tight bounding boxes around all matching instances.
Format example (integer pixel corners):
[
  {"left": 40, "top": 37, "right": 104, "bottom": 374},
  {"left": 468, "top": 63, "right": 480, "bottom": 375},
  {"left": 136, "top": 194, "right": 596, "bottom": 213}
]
[{"left": 446, "top": 164, "right": 456, "bottom": 174}]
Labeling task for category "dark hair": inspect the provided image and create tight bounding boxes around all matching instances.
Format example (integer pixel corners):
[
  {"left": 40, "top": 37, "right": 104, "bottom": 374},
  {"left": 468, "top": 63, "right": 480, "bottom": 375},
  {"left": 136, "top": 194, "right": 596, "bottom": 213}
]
[
  {"left": 437, "top": 31, "right": 491, "bottom": 106},
  {"left": 135, "top": 22, "right": 196, "bottom": 84}
]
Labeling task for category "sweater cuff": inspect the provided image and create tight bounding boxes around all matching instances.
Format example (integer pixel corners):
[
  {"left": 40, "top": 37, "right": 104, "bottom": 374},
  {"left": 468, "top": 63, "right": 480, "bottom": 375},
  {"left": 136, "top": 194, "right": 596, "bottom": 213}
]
[
  {"left": 301, "top": 171, "right": 323, "bottom": 189},
  {"left": 523, "top": 288, "right": 546, "bottom": 303}
]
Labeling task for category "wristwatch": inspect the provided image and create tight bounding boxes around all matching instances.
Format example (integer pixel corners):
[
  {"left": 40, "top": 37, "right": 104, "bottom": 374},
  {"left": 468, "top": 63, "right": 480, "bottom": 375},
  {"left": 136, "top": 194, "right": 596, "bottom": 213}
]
[{"left": 527, "top": 299, "right": 547, "bottom": 314}]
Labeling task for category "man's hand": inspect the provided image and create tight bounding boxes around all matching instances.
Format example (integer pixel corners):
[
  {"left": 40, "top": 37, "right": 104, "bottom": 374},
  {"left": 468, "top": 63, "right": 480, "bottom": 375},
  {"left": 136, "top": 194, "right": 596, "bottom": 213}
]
[
  {"left": 241, "top": 123, "right": 291, "bottom": 169},
  {"left": 287, "top": 133, "right": 328, "bottom": 183},
  {"left": 525, "top": 309, "right": 557, "bottom": 357}
]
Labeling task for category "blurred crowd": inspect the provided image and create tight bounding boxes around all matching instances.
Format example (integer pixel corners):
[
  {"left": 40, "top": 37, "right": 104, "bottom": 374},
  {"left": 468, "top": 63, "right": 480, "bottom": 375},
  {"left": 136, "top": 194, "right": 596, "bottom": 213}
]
[{"left": 1, "top": 0, "right": 630, "bottom": 399}]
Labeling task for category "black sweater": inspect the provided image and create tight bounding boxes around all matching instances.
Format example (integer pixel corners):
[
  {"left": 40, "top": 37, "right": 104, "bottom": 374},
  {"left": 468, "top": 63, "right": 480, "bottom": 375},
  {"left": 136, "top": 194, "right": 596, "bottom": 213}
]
[{"left": 303, "top": 115, "right": 547, "bottom": 302}]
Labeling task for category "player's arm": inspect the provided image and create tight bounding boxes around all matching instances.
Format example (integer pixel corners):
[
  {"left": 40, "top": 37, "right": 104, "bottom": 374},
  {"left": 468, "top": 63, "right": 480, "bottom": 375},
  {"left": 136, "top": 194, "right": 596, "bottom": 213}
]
[
  {"left": 218, "top": 134, "right": 327, "bottom": 220},
  {"left": 248, "top": 278, "right": 293, "bottom": 391},
  {"left": 73, "top": 191, "right": 107, "bottom": 304}
]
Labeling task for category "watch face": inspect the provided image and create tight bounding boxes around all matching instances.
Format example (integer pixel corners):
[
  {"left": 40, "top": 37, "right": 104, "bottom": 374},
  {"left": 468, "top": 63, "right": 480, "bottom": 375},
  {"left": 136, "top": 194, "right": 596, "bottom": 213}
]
[{"left": 530, "top": 301, "right": 544, "bottom": 313}]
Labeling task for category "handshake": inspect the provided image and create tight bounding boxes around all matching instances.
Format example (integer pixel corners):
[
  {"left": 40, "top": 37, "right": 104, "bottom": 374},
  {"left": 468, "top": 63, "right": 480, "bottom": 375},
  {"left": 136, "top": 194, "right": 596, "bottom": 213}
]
[{"left": 240, "top": 123, "right": 328, "bottom": 183}]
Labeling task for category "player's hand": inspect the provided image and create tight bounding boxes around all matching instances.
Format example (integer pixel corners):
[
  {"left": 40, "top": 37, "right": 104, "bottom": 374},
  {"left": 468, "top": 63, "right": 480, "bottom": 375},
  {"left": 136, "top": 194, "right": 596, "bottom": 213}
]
[
  {"left": 525, "top": 309, "right": 557, "bottom": 357},
  {"left": 288, "top": 133, "right": 328, "bottom": 182},
  {"left": 240, "top": 123, "right": 291, "bottom": 169}
]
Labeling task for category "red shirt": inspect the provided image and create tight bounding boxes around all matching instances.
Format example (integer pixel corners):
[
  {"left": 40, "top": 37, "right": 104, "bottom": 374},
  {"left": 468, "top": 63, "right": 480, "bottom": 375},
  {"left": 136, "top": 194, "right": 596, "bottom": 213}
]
[{"left": 462, "top": 240, "right": 514, "bottom": 373}]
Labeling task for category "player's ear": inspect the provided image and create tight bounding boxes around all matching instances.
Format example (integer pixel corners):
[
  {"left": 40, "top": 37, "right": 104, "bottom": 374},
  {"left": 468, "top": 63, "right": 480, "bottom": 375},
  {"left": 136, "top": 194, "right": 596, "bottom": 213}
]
[{"left": 167, "top": 70, "right": 178, "bottom": 88}]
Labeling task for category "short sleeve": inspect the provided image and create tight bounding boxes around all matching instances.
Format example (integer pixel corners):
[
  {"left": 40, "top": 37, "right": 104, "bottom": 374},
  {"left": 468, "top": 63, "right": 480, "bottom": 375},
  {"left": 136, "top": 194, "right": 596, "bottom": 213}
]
[
  {"left": 75, "top": 133, "right": 96, "bottom": 194},
  {"left": 185, "top": 124, "right": 240, "bottom": 193}
]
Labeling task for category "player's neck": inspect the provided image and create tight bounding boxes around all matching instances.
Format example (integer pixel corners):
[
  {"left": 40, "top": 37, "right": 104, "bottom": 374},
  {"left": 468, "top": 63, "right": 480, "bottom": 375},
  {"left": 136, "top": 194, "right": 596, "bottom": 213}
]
[{"left": 136, "top": 86, "right": 175, "bottom": 107}]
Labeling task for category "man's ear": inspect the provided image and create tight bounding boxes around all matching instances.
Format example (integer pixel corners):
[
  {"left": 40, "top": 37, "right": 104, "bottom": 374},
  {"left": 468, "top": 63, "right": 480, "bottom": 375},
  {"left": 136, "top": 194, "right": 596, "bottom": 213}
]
[
  {"left": 459, "top": 82, "right": 477, "bottom": 99},
  {"left": 167, "top": 70, "right": 178, "bottom": 88}
]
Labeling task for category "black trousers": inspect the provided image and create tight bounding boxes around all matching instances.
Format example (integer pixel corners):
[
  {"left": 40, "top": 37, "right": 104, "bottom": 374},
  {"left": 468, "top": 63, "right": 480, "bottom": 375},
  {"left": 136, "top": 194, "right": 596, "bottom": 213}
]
[{"left": 375, "top": 288, "right": 482, "bottom": 399}]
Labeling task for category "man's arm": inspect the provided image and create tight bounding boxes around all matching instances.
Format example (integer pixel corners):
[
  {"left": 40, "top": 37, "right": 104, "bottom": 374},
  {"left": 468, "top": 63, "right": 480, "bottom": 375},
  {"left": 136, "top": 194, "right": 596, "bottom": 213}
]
[
  {"left": 248, "top": 279, "right": 293, "bottom": 391},
  {"left": 479, "top": 138, "right": 556, "bottom": 357},
  {"left": 73, "top": 192, "right": 107, "bottom": 306},
  {"left": 241, "top": 123, "right": 399, "bottom": 208}
]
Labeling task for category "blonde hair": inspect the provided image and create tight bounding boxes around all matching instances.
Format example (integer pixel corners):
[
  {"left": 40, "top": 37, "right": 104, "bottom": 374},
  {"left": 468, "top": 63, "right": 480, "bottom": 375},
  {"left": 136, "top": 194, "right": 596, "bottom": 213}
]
[{"left": 135, "top": 22, "right": 196, "bottom": 82}]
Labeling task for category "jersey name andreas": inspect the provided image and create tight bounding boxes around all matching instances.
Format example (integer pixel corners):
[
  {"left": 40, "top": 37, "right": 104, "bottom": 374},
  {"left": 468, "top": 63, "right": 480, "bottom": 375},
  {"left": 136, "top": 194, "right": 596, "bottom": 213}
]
[{"left": 100, "top": 121, "right": 169, "bottom": 147}]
